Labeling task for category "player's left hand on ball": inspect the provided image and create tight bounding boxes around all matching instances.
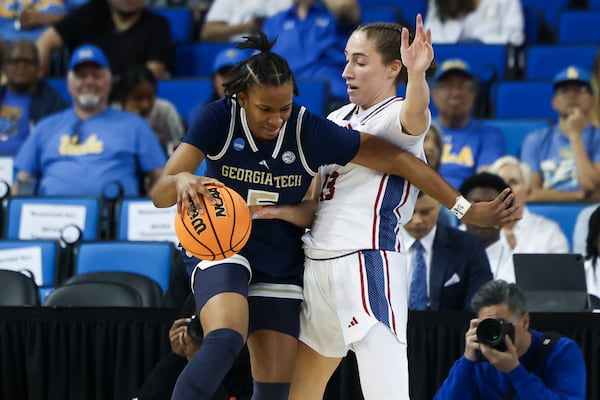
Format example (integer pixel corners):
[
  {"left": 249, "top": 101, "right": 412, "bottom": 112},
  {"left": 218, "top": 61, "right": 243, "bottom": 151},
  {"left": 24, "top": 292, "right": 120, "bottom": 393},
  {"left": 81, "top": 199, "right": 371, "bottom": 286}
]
[{"left": 176, "top": 173, "right": 223, "bottom": 216}]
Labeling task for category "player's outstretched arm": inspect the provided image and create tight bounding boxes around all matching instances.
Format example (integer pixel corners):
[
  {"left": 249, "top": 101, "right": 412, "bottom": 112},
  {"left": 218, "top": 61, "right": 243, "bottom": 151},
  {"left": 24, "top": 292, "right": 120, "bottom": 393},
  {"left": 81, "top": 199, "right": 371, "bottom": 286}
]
[
  {"left": 249, "top": 175, "right": 321, "bottom": 228},
  {"left": 352, "top": 132, "right": 518, "bottom": 227}
]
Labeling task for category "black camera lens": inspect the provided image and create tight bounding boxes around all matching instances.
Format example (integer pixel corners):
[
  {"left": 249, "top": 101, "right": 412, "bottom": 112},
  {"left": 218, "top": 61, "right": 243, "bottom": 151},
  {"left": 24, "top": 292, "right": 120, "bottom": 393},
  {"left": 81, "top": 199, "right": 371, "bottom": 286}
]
[
  {"left": 187, "top": 315, "right": 204, "bottom": 343},
  {"left": 476, "top": 318, "right": 514, "bottom": 352}
]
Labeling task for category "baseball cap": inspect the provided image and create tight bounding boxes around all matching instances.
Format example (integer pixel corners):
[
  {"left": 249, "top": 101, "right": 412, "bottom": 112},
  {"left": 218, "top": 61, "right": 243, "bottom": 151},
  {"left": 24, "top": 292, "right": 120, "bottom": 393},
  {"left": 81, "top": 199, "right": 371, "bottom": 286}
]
[
  {"left": 68, "top": 44, "right": 110, "bottom": 71},
  {"left": 553, "top": 65, "right": 592, "bottom": 89},
  {"left": 433, "top": 58, "right": 474, "bottom": 83},
  {"left": 212, "top": 47, "right": 252, "bottom": 74}
]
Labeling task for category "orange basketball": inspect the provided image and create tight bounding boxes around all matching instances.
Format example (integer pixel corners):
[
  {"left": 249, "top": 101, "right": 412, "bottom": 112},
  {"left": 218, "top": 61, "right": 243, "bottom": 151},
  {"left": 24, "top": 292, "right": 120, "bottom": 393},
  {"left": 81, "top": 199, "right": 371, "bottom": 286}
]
[{"left": 174, "top": 185, "right": 252, "bottom": 261}]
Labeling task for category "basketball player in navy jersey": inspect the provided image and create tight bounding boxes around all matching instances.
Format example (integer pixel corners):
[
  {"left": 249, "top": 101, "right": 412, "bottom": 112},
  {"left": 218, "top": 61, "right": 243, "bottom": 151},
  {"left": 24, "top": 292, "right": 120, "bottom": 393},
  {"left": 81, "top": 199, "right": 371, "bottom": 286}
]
[{"left": 151, "top": 30, "right": 517, "bottom": 400}]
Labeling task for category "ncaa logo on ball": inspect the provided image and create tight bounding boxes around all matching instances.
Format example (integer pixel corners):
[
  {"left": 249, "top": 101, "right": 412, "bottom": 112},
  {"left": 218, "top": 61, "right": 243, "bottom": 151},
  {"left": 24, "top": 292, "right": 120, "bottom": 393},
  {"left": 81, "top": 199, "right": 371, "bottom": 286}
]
[
  {"left": 175, "top": 184, "right": 252, "bottom": 261},
  {"left": 189, "top": 187, "right": 228, "bottom": 235}
]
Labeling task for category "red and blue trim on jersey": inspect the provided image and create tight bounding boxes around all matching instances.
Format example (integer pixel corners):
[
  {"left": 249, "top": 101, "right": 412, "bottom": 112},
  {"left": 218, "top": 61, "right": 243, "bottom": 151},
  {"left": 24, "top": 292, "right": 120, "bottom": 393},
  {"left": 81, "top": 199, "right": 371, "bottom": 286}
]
[
  {"left": 372, "top": 174, "right": 413, "bottom": 252},
  {"left": 357, "top": 250, "right": 398, "bottom": 336}
]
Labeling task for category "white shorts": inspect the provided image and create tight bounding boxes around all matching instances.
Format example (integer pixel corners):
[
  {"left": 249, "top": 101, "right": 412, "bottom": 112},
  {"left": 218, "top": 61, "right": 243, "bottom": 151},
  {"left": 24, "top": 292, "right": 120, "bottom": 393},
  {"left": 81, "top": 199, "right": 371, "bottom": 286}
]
[{"left": 299, "top": 250, "right": 409, "bottom": 358}]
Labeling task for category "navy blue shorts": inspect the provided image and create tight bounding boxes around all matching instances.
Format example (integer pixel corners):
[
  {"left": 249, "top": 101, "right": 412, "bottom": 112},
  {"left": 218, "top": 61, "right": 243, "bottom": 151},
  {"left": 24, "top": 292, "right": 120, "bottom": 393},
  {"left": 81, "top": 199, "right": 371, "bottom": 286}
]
[{"left": 191, "top": 263, "right": 301, "bottom": 338}]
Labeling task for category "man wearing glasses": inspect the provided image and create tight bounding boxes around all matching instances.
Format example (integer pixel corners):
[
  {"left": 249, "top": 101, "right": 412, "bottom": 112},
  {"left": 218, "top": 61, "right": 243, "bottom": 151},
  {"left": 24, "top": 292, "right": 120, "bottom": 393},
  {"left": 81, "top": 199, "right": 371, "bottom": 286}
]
[{"left": 0, "top": 38, "right": 68, "bottom": 156}]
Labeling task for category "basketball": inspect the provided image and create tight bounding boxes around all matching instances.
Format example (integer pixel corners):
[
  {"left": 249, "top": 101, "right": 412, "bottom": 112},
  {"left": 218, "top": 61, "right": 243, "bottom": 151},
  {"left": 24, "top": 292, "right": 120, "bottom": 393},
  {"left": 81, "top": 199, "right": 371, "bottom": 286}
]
[{"left": 174, "top": 185, "right": 252, "bottom": 261}]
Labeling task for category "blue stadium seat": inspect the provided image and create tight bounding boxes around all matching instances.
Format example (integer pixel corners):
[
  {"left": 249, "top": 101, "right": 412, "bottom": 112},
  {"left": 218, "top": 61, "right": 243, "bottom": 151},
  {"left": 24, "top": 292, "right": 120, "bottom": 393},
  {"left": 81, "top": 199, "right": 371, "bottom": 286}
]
[
  {"left": 150, "top": 8, "right": 193, "bottom": 44},
  {"left": 116, "top": 197, "right": 178, "bottom": 243},
  {"left": 397, "top": 0, "right": 427, "bottom": 24},
  {"left": 527, "top": 203, "right": 589, "bottom": 251},
  {"left": 157, "top": 78, "right": 212, "bottom": 123},
  {"left": 433, "top": 44, "right": 508, "bottom": 81},
  {"left": 483, "top": 118, "right": 551, "bottom": 157},
  {"left": 174, "top": 42, "right": 232, "bottom": 78},
  {"left": 0, "top": 240, "right": 61, "bottom": 299},
  {"left": 5, "top": 196, "right": 102, "bottom": 241},
  {"left": 358, "top": 0, "right": 391, "bottom": 6},
  {"left": 558, "top": 11, "right": 600, "bottom": 45},
  {"left": 296, "top": 80, "right": 330, "bottom": 116},
  {"left": 522, "top": 6, "right": 541, "bottom": 45},
  {"left": 47, "top": 78, "right": 69, "bottom": 103},
  {"left": 359, "top": 0, "right": 427, "bottom": 25},
  {"left": 74, "top": 241, "right": 174, "bottom": 292},
  {"left": 525, "top": 45, "right": 597, "bottom": 80},
  {"left": 361, "top": 7, "right": 399, "bottom": 23},
  {"left": 590, "top": 0, "right": 600, "bottom": 8},
  {"left": 493, "top": 81, "right": 555, "bottom": 119},
  {"left": 520, "top": 0, "right": 568, "bottom": 30}
]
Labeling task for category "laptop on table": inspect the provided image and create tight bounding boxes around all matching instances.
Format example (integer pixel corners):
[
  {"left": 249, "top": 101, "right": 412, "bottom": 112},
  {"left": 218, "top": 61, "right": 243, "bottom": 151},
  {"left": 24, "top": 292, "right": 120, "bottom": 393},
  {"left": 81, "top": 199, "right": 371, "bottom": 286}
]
[{"left": 513, "top": 253, "right": 589, "bottom": 312}]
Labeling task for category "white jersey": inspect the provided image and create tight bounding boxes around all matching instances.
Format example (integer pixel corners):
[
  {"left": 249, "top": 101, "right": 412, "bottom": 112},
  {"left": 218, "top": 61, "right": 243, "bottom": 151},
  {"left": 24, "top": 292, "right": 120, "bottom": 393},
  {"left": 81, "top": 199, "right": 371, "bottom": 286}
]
[{"left": 303, "top": 97, "right": 427, "bottom": 255}]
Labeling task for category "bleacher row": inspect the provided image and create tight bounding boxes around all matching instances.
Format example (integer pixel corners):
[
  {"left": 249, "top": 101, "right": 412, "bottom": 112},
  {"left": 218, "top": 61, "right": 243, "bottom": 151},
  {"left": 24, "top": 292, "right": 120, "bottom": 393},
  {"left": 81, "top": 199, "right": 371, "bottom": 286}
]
[
  {"left": 151, "top": 0, "right": 600, "bottom": 46},
  {"left": 3, "top": 1, "right": 598, "bottom": 308},
  {"left": 46, "top": 42, "right": 593, "bottom": 157},
  {"left": 46, "top": 77, "right": 331, "bottom": 123},
  {"left": 0, "top": 195, "right": 180, "bottom": 306},
  {"left": 47, "top": 42, "right": 595, "bottom": 121},
  {"left": 0, "top": 192, "right": 590, "bottom": 307},
  {"left": 137, "top": 0, "right": 599, "bottom": 120},
  {"left": 47, "top": 3, "right": 600, "bottom": 142}
]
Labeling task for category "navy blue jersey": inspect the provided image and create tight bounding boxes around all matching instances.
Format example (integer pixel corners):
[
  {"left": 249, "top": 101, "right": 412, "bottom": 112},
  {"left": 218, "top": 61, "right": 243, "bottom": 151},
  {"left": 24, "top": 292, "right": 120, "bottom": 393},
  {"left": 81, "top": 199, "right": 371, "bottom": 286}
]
[{"left": 183, "top": 97, "right": 360, "bottom": 280}]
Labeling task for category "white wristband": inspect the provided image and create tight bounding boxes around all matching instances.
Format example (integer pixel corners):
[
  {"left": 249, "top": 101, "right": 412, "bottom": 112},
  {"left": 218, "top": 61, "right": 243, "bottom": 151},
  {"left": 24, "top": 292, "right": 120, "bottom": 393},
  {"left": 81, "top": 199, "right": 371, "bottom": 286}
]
[{"left": 450, "top": 195, "right": 472, "bottom": 220}]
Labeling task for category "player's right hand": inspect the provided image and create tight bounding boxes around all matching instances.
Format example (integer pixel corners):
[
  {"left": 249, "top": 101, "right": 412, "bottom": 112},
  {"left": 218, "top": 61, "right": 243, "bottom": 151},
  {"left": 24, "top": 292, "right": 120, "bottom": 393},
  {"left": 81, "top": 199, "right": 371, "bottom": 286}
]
[{"left": 175, "top": 173, "right": 223, "bottom": 217}]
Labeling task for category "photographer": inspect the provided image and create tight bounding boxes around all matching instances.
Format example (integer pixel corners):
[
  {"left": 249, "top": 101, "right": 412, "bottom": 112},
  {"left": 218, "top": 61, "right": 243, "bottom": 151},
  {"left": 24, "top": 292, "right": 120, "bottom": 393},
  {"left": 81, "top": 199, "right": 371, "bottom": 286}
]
[{"left": 434, "top": 280, "right": 586, "bottom": 400}]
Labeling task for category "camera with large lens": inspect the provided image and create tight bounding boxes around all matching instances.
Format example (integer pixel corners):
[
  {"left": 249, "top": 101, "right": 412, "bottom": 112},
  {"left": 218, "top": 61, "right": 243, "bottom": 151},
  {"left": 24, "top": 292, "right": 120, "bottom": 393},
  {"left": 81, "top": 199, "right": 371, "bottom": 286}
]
[{"left": 476, "top": 318, "right": 515, "bottom": 353}]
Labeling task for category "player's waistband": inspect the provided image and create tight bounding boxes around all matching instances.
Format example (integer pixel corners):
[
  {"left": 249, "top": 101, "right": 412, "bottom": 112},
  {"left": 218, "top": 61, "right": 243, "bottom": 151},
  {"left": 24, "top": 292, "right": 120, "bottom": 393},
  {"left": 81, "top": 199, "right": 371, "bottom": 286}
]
[{"left": 305, "top": 248, "right": 367, "bottom": 261}]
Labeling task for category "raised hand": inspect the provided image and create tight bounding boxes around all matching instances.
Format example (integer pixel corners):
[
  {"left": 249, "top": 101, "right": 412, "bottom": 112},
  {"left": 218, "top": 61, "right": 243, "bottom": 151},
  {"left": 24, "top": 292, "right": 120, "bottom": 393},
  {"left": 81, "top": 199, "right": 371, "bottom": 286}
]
[{"left": 400, "top": 13, "right": 433, "bottom": 75}]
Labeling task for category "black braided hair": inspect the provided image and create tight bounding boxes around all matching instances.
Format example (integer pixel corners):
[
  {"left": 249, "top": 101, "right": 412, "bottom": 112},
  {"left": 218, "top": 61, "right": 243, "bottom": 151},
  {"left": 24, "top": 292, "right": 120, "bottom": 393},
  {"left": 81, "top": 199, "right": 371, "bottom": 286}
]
[{"left": 223, "top": 31, "right": 298, "bottom": 98}]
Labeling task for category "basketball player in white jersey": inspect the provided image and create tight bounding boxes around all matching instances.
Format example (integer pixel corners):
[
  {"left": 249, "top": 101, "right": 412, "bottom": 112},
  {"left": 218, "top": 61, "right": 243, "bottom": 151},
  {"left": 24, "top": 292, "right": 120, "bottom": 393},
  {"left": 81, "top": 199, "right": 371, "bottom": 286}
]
[{"left": 252, "top": 14, "right": 456, "bottom": 399}]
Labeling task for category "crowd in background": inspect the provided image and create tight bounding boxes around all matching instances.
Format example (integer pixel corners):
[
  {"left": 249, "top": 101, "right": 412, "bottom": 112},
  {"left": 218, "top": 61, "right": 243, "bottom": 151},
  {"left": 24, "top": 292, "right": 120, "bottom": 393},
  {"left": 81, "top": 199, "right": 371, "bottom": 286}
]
[{"left": 0, "top": 0, "right": 599, "bottom": 323}]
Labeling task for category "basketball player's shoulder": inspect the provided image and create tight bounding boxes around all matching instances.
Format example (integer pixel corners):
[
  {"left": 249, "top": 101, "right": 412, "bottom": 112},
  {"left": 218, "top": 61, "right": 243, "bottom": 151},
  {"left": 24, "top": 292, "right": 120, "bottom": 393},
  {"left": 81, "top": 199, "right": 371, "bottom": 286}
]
[{"left": 326, "top": 103, "right": 357, "bottom": 123}]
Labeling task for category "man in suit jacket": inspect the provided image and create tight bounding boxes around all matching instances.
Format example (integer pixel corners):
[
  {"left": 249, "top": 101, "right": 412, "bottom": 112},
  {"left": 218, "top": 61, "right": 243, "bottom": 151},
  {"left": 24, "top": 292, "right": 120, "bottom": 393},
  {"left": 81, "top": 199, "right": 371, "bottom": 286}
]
[{"left": 400, "top": 192, "right": 493, "bottom": 311}]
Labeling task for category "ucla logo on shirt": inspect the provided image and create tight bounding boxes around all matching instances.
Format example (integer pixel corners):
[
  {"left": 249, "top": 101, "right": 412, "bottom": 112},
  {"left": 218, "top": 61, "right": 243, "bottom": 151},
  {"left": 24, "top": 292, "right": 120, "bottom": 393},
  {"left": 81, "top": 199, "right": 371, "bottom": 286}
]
[
  {"left": 233, "top": 138, "right": 245, "bottom": 151},
  {"left": 282, "top": 151, "right": 296, "bottom": 164}
]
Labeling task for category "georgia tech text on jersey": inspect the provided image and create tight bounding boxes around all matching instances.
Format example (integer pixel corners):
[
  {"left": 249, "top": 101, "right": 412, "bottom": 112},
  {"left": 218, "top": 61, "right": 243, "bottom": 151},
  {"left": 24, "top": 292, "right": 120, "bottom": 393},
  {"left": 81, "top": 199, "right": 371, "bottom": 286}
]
[{"left": 221, "top": 165, "right": 303, "bottom": 188}]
